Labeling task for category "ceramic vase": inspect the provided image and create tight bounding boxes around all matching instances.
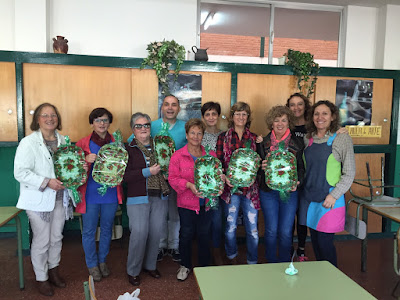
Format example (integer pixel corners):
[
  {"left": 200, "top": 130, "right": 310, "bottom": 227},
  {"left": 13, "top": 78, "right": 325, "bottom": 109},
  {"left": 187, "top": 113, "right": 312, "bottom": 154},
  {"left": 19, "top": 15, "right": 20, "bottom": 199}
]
[{"left": 53, "top": 36, "right": 68, "bottom": 54}]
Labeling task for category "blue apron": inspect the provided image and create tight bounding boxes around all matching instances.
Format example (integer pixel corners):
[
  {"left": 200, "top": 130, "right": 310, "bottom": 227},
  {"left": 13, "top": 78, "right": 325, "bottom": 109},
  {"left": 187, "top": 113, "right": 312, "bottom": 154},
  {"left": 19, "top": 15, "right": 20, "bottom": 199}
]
[{"left": 299, "top": 133, "right": 345, "bottom": 233}]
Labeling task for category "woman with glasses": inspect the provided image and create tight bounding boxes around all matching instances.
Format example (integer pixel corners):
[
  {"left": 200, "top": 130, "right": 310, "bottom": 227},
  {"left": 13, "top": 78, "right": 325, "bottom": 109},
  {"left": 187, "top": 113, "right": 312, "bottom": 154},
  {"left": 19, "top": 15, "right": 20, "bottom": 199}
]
[
  {"left": 216, "top": 102, "right": 260, "bottom": 265},
  {"left": 76, "top": 108, "right": 124, "bottom": 282},
  {"left": 14, "top": 103, "right": 71, "bottom": 296},
  {"left": 124, "top": 112, "right": 169, "bottom": 286}
]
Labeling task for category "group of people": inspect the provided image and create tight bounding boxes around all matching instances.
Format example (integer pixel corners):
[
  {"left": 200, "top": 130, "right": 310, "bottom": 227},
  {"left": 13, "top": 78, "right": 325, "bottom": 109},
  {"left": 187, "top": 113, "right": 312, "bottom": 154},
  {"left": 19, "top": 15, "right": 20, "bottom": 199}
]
[{"left": 14, "top": 93, "right": 355, "bottom": 297}]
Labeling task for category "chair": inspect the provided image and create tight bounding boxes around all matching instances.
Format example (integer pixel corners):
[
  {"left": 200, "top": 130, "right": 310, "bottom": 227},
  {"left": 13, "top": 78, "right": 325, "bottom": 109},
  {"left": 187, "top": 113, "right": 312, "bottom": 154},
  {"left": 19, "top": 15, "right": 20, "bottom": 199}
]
[
  {"left": 74, "top": 205, "right": 123, "bottom": 241},
  {"left": 346, "top": 157, "right": 400, "bottom": 238},
  {"left": 83, "top": 275, "right": 97, "bottom": 300}
]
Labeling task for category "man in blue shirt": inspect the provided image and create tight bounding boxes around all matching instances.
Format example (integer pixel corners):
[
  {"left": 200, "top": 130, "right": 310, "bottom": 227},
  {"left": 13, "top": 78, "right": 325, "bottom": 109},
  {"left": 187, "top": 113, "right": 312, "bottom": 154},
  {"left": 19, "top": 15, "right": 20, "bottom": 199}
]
[{"left": 151, "top": 95, "right": 187, "bottom": 263}]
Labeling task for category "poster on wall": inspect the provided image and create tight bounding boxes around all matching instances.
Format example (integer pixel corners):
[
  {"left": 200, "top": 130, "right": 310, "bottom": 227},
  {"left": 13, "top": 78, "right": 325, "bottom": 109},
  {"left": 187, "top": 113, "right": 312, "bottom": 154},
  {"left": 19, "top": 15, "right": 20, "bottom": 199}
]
[
  {"left": 335, "top": 79, "right": 373, "bottom": 126},
  {"left": 158, "top": 74, "right": 202, "bottom": 122}
]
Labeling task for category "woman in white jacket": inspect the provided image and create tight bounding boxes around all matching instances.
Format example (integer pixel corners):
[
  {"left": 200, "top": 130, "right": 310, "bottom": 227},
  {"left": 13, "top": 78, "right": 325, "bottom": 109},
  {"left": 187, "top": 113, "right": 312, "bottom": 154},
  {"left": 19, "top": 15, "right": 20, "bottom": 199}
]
[{"left": 14, "top": 103, "right": 71, "bottom": 297}]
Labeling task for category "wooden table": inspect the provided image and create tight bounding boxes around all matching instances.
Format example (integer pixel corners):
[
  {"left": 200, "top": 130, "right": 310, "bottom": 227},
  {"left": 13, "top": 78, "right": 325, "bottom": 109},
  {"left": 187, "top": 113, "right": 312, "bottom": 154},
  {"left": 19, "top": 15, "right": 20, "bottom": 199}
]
[
  {"left": 194, "top": 261, "right": 375, "bottom": 300},
  {"left": 0, "top": 207, "right": 24, "bottom": 289}
]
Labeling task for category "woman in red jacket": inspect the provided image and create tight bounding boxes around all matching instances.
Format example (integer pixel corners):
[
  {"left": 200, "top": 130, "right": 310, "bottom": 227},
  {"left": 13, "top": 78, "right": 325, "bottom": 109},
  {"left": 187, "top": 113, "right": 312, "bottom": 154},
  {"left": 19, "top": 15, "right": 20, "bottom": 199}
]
[{"left": 76, "top": 108, "right": 123, "bottom": 282}]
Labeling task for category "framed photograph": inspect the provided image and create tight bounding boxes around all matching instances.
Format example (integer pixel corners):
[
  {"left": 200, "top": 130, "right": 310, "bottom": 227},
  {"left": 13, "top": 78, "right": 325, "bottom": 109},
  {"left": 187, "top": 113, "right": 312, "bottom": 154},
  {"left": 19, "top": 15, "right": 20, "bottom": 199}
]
[
  {"left": 158, "top": 74, "right": 202, "bottom": 122},
  {"left": 335, "top": 79, "right": 373, "bottom": 126}
]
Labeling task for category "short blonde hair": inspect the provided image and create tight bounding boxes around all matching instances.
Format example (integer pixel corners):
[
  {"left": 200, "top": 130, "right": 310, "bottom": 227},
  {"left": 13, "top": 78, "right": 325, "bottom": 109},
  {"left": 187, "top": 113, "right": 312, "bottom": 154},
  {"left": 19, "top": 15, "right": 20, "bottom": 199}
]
[{"left": 185, "top": 118, "right": 206, "bottom": 134}]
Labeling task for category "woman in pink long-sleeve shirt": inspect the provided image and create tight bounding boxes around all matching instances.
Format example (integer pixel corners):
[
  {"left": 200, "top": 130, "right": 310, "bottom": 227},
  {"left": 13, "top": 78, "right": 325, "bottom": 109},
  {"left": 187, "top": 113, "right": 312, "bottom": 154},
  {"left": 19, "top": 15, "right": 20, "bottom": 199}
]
[{"left": 168, "top": 118, "right": 220, "bottom": 282}]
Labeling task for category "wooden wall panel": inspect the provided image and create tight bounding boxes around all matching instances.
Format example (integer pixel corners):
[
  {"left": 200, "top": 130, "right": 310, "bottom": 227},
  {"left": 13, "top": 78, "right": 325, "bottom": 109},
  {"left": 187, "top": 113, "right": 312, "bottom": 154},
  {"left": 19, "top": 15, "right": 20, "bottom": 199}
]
[
  {"left": 0, "top": 62, "right": 17, "bottom": 141},
  {"left": 345, "top": 153, "right": 385, "bottom": 234},
  {"left": 131, "top": 70, "right": 231, "bottom": 130},
  {"left": 315, "top": 77, "right": 393, "bottom": 145},
  {"left": 237, "top": 73, "right": 298, "bottom": 136},
  {"left": 23, "top": 64, "right": 132, "bottom": 142},
  {"left": 131, "top": 69, "right": 159, "bottom": 122}
]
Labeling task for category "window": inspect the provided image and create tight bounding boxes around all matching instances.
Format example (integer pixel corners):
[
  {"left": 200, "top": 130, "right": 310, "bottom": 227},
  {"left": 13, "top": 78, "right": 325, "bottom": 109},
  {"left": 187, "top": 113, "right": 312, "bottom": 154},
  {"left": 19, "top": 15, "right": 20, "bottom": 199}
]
[{"left": 199, "top": 1, "right": 342, "bottom": 67}]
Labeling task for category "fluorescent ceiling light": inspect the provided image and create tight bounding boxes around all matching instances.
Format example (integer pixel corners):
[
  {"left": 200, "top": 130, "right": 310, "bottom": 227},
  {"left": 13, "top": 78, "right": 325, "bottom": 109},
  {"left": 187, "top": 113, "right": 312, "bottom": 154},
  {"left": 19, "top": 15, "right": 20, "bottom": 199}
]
[
  {"left": 201, "top": 11, "right": 209, "bottom": 25},
  {"left": 203, "top": 12, "right": 215, "bottom": 30}
]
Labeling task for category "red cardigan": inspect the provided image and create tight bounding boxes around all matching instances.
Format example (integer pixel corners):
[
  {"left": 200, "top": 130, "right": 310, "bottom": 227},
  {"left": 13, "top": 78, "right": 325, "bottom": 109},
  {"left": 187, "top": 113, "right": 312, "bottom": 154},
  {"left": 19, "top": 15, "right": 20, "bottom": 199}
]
[{"left": 75, "top": 133, "right": 124, "bottom": 214}]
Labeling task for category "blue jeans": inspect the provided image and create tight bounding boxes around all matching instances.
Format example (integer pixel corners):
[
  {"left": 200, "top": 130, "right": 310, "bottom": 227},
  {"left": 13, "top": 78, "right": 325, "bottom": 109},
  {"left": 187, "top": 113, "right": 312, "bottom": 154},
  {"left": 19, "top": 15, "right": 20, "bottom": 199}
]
[
  {"left": 224, "top": 194, "right": 259, "bottom": 264},
  {"left": 211, "top": 198, "right": 223, "bottom": 248},
  {"left": 260, "top": 189, "right": 298, "bottom": 263},
  {"left": 82, "top": 202, "right": 118, "bottom": 268},
  {"left": 178, "top": 207, "right": 212, "bottom": 269}
]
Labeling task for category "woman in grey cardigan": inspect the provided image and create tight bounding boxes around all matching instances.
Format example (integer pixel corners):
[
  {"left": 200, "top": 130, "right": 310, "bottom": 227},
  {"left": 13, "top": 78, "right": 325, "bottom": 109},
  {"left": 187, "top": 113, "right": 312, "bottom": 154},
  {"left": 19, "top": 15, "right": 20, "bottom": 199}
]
[{"left": 299, "top": 100, "right": 355, "bottom": 267}]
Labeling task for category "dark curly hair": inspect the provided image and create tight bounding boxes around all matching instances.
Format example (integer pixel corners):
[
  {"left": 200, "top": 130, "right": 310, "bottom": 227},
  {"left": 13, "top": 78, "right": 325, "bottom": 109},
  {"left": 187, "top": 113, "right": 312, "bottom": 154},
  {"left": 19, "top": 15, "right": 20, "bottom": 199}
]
[
  {"left": 89, "top": 107, "right": 113, "bottom": 124},
  {"left": 265, "top": 105, "right": 295, "bottom": 131},
  {"left": 286, "top": 93, "right": 312, "bottom": 121},
  {"left": 201, "top": 101, "right": 221, "bottom": 116},
  {"left": 227, "top": 102, "right": 252, "bottom": 129},
  {"left": 306, "top": 100, "right": 340, "bottom": 137}
]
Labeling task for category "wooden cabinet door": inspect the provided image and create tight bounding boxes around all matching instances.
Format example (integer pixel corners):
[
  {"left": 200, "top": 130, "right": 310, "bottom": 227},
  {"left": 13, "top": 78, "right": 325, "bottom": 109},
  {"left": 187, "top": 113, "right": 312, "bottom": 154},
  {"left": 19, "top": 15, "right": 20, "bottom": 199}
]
[
  {"left": 0, "top": 62, "right": 17, "bottom": 141},
  {"left": 23, "top": 64, "right": 132, "bottom": 142},
  {"left": 237, "top": 73, "right": 298, "bottom": 136},
  {"left": 315, "top": 77, "right": 393, "bottom": 145}
]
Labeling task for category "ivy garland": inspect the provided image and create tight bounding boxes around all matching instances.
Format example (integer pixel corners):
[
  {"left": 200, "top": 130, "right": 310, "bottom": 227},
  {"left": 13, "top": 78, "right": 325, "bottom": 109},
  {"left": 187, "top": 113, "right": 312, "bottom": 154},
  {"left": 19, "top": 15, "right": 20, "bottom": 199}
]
[
  {"left": 285, "top": 49, "right": 320, "bottom": 98},
  {"left": 140, "top": 40, "right": 185, "bottom": 95}
]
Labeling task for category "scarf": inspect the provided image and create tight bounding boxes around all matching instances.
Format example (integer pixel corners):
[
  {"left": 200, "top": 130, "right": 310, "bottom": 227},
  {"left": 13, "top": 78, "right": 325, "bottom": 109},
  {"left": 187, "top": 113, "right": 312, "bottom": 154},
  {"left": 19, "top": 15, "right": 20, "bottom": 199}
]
[
  {"left": 270, "top": 128, "right": 291, "bottom": 151},
  {"left": 91, "top": 131, "right": 112, "bottom": 147},
  {"left": 134, "top": 138, "right": 170, "bottom": 196}
]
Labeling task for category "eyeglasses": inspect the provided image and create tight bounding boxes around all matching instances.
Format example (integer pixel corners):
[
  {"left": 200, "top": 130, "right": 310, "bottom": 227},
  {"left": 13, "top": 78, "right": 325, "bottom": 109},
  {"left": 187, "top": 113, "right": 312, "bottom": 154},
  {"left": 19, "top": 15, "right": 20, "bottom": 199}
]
[
  {"left": 133, "top": 123, "right": 151, "bottom": 129},
  {"left": 94, "top": 118, "right": 110, "bottom": 124},
  {"left": 40, "top": 113, "right": 58, "bottom": 119},
  {"left": 233, "top": 112, "right": 248, "bottom": 117}
]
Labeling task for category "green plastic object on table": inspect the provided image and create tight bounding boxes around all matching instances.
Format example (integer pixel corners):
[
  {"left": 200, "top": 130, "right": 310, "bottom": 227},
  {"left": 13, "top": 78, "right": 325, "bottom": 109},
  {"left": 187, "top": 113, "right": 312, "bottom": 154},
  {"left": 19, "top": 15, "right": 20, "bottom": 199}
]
[
  {"left": 264, "top": 141, "right": 297, "bottom": 202},
  {"left": 53, "top": 136, "right": 87, "bottom": 204},
  {"left": 154, "top": 122, "right": 175, "bottom": 178},
  {"left": 194, "top": 146, "right": 224, "bottom": 209},
  {"left": 226, "top": 141, "right": 261, "bottom": 195},
  {"left": 92, "top": 130, "right": 128, "bottom": 195}
]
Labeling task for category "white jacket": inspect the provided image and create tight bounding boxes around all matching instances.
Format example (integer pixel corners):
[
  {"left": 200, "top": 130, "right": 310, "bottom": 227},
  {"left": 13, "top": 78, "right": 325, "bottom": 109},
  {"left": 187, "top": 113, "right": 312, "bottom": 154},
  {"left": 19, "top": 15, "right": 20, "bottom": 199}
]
[{"left": 14, "top": 130, "right": 66, "bottom": 212}]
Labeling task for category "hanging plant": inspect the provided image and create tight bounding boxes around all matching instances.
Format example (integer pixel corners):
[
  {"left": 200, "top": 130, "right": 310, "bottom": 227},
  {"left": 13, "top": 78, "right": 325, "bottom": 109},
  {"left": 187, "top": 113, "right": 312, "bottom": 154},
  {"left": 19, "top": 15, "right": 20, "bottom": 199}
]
[
  {"left": 140, "top": 40, "right": 185, "bottom": 95},
  {"left": 285, "top": 49, "right": 320, "bottom": 98}
]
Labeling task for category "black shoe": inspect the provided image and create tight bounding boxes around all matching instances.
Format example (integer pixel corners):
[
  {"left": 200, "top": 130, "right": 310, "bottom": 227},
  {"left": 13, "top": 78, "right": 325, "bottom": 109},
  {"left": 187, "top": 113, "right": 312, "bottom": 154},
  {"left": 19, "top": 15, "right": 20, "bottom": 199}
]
[
  {"left": 143, "top": 269, "right": 161, "bottom": 278},
  {"left": 169, "top": 248, "right": 181, "bottom": 262},
  {"left": 128, "top": 275, "right": 140, "bottom": 286},
  {"left": 157, "top": 248, "right": 167, "bottom": 261}
]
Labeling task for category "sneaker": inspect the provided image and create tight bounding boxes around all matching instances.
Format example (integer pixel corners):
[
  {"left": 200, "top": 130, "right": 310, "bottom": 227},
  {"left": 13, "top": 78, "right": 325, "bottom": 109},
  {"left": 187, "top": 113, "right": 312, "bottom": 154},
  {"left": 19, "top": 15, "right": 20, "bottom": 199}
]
[
  {"left": 99, "top": 262, "right": 110, "bottom": 277},
  {"left": 169, "top": 248, "right": 181, "bottom": 262},
  {"left": 157, "top": 248, "right": 167, "bottom": 261},
  {"left": 176, "top": 265, "right": 190, "bottom": 281},
  {"left": 88, "top": 266, "right": 102, "bottom": 282},
  {"left": 298, "top": 255, "right": 309, "bottom": 262}
]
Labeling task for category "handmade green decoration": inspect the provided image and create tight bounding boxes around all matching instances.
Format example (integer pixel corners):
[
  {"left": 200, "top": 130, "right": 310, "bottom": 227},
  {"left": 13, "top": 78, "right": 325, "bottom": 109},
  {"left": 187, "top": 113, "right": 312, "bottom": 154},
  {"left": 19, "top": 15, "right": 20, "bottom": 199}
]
[
  {"left": 194, "top": 147, "right": 224, "bottom": 209},
  {"left": 264, "top": 142, "right": 297, "bottom": 201},
  {"left": 227, "top": 142, "right": 261, "bottom": 195},
  {"left": 92, "top": 130, "right": 128, "bottom": 195},
  {"left": 53, "top": 136, "right": 87, "bottom": 204},
  {"left": 154, "top": 122, "right": 175, "bottom": 178}
]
